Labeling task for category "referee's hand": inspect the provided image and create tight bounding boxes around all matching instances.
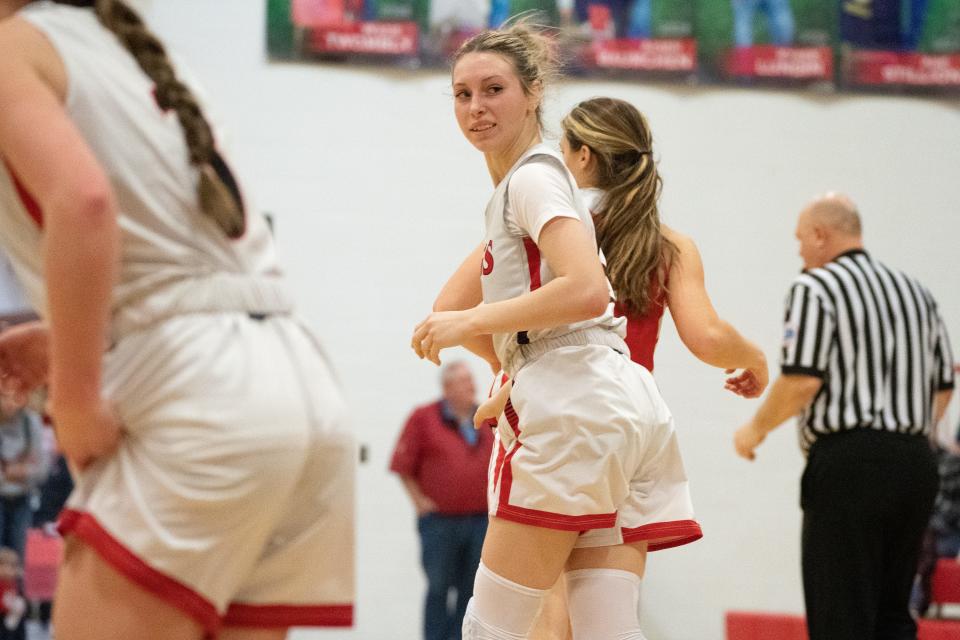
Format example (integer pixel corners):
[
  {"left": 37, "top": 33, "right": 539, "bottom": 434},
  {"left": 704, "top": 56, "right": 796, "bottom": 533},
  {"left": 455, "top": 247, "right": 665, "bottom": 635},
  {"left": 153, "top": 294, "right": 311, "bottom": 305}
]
[{"left": 734, "top": 422, "right": 765, "bottom": 461}]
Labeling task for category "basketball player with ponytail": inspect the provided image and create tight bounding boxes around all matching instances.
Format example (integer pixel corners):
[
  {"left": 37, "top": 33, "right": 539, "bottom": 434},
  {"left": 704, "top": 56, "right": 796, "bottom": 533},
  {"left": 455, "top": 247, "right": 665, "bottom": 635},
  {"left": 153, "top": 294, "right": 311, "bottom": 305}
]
[
  {"left": 560, "top": 97, "right": 767, "bottom": 395},
  {"left": 0, "top": 2, "right": 354, "bottom": 638}
]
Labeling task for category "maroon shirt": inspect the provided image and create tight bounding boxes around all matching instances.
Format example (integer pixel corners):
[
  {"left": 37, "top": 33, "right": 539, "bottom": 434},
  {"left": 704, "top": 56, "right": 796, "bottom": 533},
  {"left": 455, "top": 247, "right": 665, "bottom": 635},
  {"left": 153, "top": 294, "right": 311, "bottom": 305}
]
[{"left": 389, "top": 400, "right": 493, "bottom": 515}]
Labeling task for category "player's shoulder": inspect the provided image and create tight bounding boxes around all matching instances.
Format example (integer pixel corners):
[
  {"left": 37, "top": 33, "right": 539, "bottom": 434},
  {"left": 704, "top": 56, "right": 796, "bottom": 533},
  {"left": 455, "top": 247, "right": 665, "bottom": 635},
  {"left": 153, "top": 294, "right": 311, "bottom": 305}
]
[
  {"left": 0, "top": 14, "right": 65, "bottom": 91},
  {"left": 510, "top": 156, "right": 569, "bottom": 194},
  {"left": 662, "top": 225, "right": 696, "bottom": 254}
]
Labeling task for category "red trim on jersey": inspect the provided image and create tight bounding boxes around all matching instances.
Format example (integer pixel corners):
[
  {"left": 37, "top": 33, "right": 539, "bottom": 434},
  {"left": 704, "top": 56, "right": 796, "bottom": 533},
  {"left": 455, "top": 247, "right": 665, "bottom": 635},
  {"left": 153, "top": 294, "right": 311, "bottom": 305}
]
[
  {"left": 224, "top": 603, "right": 353, "bottom": 628},
  {"left": 58, "top": 509, "right": 221, "bottom": 637},
  {"left": 495, "top": 503, "right": 618, "bottom": 531},
  {"left": 621, "top": 519, "right": 703, "bottom": 551},
  {"left": 4, "top": 162, "right": 44, "bottom": 228},
  {"left": 615, "top": 274, "right": 667, "bottom": 372},
  {"left": 521, "top": 236, "right": 541, "bottom": 291}
]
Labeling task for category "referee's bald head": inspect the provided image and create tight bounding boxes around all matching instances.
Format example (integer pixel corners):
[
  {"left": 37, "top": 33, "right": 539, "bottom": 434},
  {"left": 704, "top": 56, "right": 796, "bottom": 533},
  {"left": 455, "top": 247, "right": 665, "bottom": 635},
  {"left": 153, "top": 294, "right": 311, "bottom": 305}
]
[{"left": 805, "top": 193, "right": 862, "bottom": 238}]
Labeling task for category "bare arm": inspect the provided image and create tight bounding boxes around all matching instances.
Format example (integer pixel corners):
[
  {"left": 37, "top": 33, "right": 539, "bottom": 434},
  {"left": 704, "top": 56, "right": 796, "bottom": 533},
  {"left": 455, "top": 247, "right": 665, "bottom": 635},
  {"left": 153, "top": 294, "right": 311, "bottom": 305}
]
[
  {"left": 433, "top": 242, "right": 500, "bottom": 371},
  {"left": 935, "top": 388, "right": 954, "bottom": 425},
  {"left": 665, "top": 228, "right": 767, "bottom": 396},
  {"left": 0, "top": 19, "right": 120, "bottom": 467},
  {"left": 412, "top": 217, "right": 608, "bottom": 365},
  {"left": 733, "top": 374, "right": 823, "bottom": 460}
]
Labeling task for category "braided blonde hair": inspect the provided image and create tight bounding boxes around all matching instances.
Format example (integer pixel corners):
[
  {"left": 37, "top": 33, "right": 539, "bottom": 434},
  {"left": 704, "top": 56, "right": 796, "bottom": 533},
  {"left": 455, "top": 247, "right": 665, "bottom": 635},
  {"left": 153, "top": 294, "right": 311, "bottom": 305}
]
[
  {"left": 52, "top": 0, "right": 246, "bottom": 238},
  {"left": 562, "top": 98, "right": 677, "bottom": 315}
]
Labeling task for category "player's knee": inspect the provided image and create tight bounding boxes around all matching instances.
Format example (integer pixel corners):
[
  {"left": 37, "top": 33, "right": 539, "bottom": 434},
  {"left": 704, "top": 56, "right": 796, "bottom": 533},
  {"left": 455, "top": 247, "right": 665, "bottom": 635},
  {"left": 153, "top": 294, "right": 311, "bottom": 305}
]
[
  {"left": 566, "top": 568, "right": 646, "bottom": 640},
  {"left": 461, "top": 561, "right": 547, "bottom": 640}
]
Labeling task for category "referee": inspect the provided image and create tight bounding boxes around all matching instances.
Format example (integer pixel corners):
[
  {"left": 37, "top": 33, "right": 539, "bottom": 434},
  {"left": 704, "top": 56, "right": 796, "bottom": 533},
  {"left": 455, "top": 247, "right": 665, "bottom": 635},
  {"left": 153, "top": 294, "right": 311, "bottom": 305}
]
[{"left": 734, "top": 193, "right": 955, "bottom": 640}]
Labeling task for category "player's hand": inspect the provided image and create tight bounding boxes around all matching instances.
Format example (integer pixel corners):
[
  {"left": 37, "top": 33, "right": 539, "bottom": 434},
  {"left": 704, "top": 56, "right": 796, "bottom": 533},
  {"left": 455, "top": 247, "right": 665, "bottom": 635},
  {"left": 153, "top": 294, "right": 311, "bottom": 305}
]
[
  {"left": 475, "top": 395, "right": 503, "bottom": 430},
  {"left": 724, "top": 355, "right": 768, "bottom": 399},
  {"left": 734, "top": 422, "right": 766, "bottom": 461},
  {"left": 724, "top": 367, "right": 766, "bottom": 398},
  {"left": 411, "top": 309, "right": 477, "bottom": 366},
  {"left": 48, "top": 397, "right": 123, "bottom": 471},
  {"left": 0, "top": 321, "right": 50, "bottom": 404},
  {"left": 474, "top": 377, "right": 512, "bottom": 429}
]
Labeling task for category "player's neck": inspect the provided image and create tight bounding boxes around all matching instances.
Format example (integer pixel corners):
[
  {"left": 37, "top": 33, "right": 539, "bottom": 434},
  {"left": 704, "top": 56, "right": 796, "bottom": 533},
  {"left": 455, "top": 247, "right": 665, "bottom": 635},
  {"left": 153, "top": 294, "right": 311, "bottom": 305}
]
[{"left": 485, "top": 127, "right": 542, "bottom": 186}]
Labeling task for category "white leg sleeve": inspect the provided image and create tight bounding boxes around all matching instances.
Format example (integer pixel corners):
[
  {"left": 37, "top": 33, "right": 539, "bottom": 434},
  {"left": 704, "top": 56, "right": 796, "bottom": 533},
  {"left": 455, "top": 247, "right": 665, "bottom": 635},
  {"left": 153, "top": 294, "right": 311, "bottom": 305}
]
[
  {"left": 461, "top": 561, "right": 548, "bottom": 640},
  {"left": 566, "top": 568, "right": 647, "bottom": 640}
]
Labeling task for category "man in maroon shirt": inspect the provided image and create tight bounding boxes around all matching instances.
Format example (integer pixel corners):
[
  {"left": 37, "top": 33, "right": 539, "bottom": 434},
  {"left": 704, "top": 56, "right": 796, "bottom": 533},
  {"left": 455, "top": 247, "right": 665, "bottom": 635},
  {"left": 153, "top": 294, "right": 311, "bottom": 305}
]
[{"left": 390, "top": 361, "right": 493, "bottom": 640}]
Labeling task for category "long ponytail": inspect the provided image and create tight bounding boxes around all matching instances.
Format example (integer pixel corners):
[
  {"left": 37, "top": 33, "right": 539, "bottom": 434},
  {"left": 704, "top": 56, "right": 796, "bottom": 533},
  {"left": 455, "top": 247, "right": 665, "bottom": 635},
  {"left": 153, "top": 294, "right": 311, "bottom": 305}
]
[{"left": 561, "top": 97, "right": 676, "bottom": 315}]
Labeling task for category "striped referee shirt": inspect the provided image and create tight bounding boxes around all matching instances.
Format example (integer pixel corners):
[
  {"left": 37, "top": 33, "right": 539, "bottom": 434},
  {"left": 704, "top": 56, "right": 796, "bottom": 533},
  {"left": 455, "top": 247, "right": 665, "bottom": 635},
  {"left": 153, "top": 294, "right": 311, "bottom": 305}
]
[{"left": 781, "top": 249, "right": 955, "bottom": 452}]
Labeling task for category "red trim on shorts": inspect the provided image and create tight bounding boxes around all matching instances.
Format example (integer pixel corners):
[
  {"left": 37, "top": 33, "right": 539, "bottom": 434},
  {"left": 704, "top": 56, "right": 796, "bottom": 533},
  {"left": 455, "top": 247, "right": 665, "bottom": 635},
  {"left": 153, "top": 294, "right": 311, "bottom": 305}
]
[
  {"left": 223, "top": 603, "right": 353, "bottom": 628},
  {"left": 497, "top": 441, "right": 522, "bottom": 508},
  {"left": 495, "top": 503, "right": 618, "bottom": 531},
  {"left": 621, "top": 519, "right": 703, "bottom": 551},
  {"left": 58, "top": 509, "right": 222, "bottom": 637},
  {"left": 4, "top": 162, "right": 44, "bottom": 228},
  {"left": 492, "top": 440, "right": 507, "bottom": 492},
  {"left": 494, "top": 397, "right": 618, "bottom": 532},
  {"left": 521, "top": 237, "right": 541, "bottom": 290},
  {"left": 492, "top": 399, "right": 520, "bottom": 492},
  {"left": 503, "top": 399, "right": 520, "bottom": 436}
]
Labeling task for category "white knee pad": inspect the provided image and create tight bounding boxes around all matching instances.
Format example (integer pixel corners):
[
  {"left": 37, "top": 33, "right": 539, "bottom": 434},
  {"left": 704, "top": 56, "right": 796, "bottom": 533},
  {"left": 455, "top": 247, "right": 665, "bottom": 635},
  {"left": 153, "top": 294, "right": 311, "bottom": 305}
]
[
  {"left": 461, "top": 561, "right": 548, "bottom": 640},
  {"left": 566, "top": 568, "right": 646, "bottom": 640}
]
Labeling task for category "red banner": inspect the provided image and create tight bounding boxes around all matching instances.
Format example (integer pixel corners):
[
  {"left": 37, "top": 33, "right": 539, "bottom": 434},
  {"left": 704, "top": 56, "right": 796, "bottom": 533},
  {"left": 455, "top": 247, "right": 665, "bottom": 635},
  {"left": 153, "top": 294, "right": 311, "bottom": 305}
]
[
  {"left": 308, "top": 21, "right": 418, "bottom": 56},
  {"left": 847, "top": 51, "right": 960, "bottom": 87},
  {"left": 727, "top": 46, "right": 833, "bottom": 80},
  {"left": 588, "top": 39, "right": 697, "bottom": 72}
]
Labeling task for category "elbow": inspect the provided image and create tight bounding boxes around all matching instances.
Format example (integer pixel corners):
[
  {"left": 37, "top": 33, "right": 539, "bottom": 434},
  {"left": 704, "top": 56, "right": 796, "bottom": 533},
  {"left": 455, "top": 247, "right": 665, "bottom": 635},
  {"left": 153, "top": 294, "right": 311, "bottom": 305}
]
[
  {"left": 74, "top": 186, "right": 115, "bottom": 226},
  {"left": 683, "top": 325, "right": 726, "bottom": 363},
  {"left": 433, "top": 294, "right": 453, "bottom": 313},
  {"left": 433, "top": 287, "right": 476, "bottom": 313},
  {"left": 53, "top": 182, "right": 116, "bottom": 229},
  {"left": 576, "top": 281, "right": 610, "bottom": 320}
]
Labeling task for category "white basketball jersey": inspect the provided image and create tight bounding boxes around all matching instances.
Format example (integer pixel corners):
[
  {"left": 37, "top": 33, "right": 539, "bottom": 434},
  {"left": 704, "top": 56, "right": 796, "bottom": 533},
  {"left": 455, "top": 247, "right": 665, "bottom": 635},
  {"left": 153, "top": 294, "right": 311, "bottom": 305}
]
[
  {"left": 0, "top": 2, "right": 288, "bottom": 339},
  {"left": 480, "top": 144, "right": 625, "bottom": 371}
]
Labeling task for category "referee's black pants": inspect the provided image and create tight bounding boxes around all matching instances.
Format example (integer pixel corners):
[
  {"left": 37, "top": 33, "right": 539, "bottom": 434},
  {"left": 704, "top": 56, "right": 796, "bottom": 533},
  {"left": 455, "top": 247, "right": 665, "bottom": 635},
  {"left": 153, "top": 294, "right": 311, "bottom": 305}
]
[{"left": 801, "top": 429, "right": 938, "bottom": 640}]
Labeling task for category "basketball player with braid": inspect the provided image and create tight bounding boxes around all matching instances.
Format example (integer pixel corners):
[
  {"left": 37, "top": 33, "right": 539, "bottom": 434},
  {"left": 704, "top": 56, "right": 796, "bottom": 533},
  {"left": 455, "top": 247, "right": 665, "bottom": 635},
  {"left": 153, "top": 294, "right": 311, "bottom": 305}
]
[
  {"left": 414, "top": 23, "right": 766, "bottom": 640},
  {"left": 0, "top": 2, "right": 354, "bottom": 639}
]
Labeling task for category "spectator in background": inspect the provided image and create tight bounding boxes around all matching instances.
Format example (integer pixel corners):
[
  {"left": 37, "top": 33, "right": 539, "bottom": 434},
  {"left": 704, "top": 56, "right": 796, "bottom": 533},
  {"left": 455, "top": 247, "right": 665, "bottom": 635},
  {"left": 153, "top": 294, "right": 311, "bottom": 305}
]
[
  {"left": 32, "top": 425, "right": 72, "bottom": 534},
  {"left": 390, "top": 361, "right": 493, "bottom": 640},
  {"left": 0, "top": 396, "right": 46, "bottom": 559},
  {"left": 0, "top": 547, "right": 25, "bottom": 640},
  {"left": 731, "top": 0, "right": 795, "bottom": 47},
  {"left": 912, "top": 364, "right": 960, "bottom": 617}
]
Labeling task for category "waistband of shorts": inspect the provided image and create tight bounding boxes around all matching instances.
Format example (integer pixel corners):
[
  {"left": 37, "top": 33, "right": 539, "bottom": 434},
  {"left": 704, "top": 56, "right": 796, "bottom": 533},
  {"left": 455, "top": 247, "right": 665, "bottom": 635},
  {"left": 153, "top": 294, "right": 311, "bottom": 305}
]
[
  {"left": 504, "top": 327, "right": 629, "bottom": 377},
  {"left": 111, "top": 274, "right": 295, "bottom": 341}
]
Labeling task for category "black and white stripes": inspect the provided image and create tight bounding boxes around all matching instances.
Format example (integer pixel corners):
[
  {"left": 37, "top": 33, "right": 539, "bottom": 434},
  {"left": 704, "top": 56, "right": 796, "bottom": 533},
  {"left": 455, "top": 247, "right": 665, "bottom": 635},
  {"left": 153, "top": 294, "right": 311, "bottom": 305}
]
[{"left": 780, "top": 249, "right": 954, "bottom": 451}]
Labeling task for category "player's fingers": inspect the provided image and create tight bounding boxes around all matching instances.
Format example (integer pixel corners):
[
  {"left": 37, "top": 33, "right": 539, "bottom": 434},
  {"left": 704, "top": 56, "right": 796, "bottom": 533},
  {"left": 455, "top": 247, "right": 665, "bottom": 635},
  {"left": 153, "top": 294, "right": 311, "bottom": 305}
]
[{"left": 411, "top": 326, "right": 430, "bottom": 356}]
